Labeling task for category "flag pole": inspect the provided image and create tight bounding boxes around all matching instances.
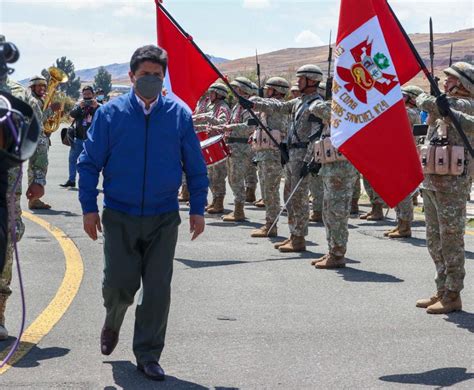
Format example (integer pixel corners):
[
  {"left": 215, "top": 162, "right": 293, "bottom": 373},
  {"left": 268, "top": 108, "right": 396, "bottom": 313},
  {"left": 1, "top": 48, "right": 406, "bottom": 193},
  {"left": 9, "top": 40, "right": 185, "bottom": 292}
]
[
  {"left": 156, "top": 1, "right": 289, "bottom": 162},
  {"left": 386, "top": 1, "right": 473, "bottom": 157}
]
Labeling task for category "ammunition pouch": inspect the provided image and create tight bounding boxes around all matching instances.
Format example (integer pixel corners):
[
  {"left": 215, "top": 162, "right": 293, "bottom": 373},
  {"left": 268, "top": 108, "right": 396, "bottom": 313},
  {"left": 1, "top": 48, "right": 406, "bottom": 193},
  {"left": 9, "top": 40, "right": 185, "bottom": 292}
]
[
  {"left": 418, "top": 145, "right": 466, "bottom": 176},
  {"left": 251, "top": 129, "right": 282, "bottom": 151},
  {"left": 314, "top": 137, "right": 346, "bottom": 164}
]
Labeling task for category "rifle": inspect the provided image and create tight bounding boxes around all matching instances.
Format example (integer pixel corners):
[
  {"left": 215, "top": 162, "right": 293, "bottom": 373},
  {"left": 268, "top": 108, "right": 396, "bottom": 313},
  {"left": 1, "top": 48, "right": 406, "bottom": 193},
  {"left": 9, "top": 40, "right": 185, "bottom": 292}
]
[
  {"left": 449, "top": 43, "right": 453, "bottom": 67},
  {"left": 255, "top": 49, "right": 264, "bottom": 97},
  {"left": 325, "top": 30, "right": 333, "bottom": 101},
  {"left": 429, "top": 17, "right": 440, "bottom": 95}
]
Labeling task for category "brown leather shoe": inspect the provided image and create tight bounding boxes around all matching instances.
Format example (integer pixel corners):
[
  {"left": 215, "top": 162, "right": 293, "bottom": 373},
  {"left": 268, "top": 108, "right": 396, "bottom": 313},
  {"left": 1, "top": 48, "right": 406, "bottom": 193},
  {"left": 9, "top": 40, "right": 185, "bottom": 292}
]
[
  {"left": 100, "top": 326, "right": 119, "bottom": 355},
  {"left": 137, "top": 361, "right": 165, "bottom": 381},
  {"left": 28, "top": 199, "right": 51, "bottom": 210}
]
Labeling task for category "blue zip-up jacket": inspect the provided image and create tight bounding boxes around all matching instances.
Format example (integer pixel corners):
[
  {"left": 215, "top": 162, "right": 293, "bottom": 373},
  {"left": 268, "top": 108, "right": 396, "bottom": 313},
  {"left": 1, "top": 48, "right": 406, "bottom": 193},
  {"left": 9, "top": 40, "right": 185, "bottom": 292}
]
[{"left": 77, "top": 90, "right": 208, "bottom": 216}]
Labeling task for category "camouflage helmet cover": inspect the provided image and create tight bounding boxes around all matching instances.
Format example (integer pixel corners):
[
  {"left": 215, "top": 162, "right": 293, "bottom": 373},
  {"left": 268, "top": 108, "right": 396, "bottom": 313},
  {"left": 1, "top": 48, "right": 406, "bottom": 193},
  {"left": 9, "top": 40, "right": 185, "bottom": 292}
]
[
  {"left": 443, "top": 61, "right": 474, "bottom": 95},
  {"left": 29, "top": 75, "right": 47, "bottom": 87},
  {"left": 208, "top": 82, "right": 228, "bottom": 97},
  {"left": 401, "top": 85, "right": 424, "bottom": 99},
  {"left": 265, "top": 76, "right": 290, "bottom": 94},
  {"left": 250, "top": 82, "right": 259, "bottom": 96},
  {"left": 296, "top": 64, "right": 323, "bottom": 82},
  {"left": 230, "top": 76, "right": 255, "bottom": 95}
]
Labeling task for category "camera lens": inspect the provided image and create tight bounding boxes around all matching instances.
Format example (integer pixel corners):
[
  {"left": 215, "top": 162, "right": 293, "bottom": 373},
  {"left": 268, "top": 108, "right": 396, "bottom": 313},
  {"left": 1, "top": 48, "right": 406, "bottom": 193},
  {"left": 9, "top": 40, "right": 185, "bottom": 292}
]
[{"left": 2, "top": 42, "right": 20, "bottom": 64}]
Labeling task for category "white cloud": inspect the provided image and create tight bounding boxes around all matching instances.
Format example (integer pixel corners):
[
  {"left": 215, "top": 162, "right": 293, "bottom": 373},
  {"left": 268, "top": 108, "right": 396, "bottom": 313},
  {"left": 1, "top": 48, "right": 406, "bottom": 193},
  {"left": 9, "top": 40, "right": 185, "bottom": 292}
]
[
  {"left": 294, "top": 30, "right": 324, "bottom": 47},
  {"left": 243, "top": 0, "right": 271, "bottom": 10}
]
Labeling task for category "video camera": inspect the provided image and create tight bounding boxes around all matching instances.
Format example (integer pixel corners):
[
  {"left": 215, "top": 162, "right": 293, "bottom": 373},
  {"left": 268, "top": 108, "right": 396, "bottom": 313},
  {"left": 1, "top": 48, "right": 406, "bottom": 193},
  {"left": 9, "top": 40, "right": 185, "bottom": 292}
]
[{"left": 0, "top": 40, "right": 40, "bottom": 273}]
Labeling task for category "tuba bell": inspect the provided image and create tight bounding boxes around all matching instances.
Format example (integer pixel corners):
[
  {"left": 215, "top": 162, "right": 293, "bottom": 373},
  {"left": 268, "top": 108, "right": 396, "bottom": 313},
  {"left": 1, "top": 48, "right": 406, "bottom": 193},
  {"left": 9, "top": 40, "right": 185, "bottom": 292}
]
[{"left": 43, "top": 67, "right": 68, "bottom": 134}]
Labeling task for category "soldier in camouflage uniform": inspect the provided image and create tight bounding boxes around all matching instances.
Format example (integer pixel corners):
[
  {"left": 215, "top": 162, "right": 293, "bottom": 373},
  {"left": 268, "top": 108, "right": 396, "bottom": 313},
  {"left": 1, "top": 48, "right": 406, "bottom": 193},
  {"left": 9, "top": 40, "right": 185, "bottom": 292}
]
[
  {"left": 248, "top": 77, "right": 290, "bottom": 237},
  {"left": 244, "top": 82, "right": 259, "bottom": 203},
  {"left": 193, "top": 83, "right": 231, "bottom": 214},
  {"left": 384, "top": 85, "right": 423, "bottom": 239},
  {"left": 309, "top": 82, "right": 327, "bottom": 223},
  {"left": 415, "top": 62, "right": 474, "bottom": 314},
  {"left": 214, "top": 77, "right": 254, "bottom": 222},
  {"left": 27, "top": 75, "right": 55, "bottom": 210},
  {"left": 290, "top": 85, "right": 301, "bottom": 99},
  {"left": 351, "top": 172, "right": 361, "bottom": 215},
  {"left": 248, "top": 65, "right": 324, "bottom": 252},
  {"left": 307, "top": 97, "right": 358, "bottom": 268},
  {"left": 178, "top": 91, "right": 211, "bottom": 202},
  {"left": 0, "top": 35, "right": 46, "bottom": 339}
]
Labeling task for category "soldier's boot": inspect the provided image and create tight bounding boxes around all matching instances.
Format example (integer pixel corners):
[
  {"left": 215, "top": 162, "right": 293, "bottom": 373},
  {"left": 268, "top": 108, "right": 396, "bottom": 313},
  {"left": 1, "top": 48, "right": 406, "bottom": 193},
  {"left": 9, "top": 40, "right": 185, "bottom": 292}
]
[
  {"left": 245, "top": 187, "right": 256, "bottom": 203},
  {"left": 366, "top": 204, "right": 384, "bottom": 221},
  {"left": 310, "top": 254, "right": 328, "bottom": 266},
  {"left": 359, "top": 209, "right": 373, "bottom": 220},
  {"left": 314, "top": 253, "right": 346, "bottom": 269},
  {"left": 222, "top": 202, "right": 245, "bottom": 222},
  {"left": 207, "top": 197, "right": 224, "bottom": 214},
  {"left": 205, "top": 197, "right": 215, "bottom": 212},
  {"left": 388, "top": 220, "right": 412, "bottom": 238},
  {"left": 309, "top": 211, "right": 323, "bottom": 223},
  {"left": 426, "top": 291, "right": 462, "bottom": 314},
  {"left": 274, "top": 236, "right": 291, "bottom": 249},
  {"left": 178, "top": 185, "right": 190, "bottom": 202},
  {"left": 28, "top": 199, "right": 51, "bottom": 210},
  {"left": 350, "top": 199, "right": 359, "bottom": 215},
  {"left": 254, "top": 199, "right": 265, "bottom": 208},
  {"left": 415, "top": 290, "right": 444, "bottom": 308},
  {"left": 0, "top": 294, "right": 8, "bottom": 341},
  {"left": 412, "top": 194, "right": 419, "bottom": 206},
  {"left": 251, "top": 223, "right": 277, "bottom": 238},
  {"left": 384, "top": 221, "right": 400, "bottom": 237},
  {"left": 278, "top": 235, "right": 306, "bottom": 252}
]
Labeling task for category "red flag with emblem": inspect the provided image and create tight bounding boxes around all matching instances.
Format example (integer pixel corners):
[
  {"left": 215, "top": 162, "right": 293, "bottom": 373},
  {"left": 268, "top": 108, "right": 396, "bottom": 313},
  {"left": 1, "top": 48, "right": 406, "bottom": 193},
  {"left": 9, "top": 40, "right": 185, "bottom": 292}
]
[
  {"left": 156, "top": 3, "right": 219, "bottom": 111},
  {"left": 330, "top": 0, "right": 423, "bottom": 207}
]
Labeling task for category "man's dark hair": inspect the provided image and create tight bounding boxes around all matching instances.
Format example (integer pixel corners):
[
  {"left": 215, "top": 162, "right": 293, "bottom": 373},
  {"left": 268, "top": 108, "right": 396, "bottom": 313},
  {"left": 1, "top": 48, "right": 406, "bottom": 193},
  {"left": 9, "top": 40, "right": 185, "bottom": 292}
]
[
  {"left": 82, "top": 85, "right": 94, "bottom": 93},
  {"left": 130, "top": 45, "right": 168, "bottom": 74}
]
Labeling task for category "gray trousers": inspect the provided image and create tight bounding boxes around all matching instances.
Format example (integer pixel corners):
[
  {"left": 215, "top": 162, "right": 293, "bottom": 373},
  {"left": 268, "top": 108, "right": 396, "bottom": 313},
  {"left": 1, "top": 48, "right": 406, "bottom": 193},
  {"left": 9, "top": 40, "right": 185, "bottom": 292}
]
[{"left": 102, "top": 208, "right": 181, "bottom": 364}]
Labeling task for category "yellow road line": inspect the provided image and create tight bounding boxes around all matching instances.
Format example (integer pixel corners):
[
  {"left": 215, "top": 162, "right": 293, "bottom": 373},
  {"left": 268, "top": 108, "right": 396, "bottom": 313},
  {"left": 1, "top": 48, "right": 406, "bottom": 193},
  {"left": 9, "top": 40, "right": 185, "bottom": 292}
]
[
  {"left": 0, "top": 212, "right": 83, "bottom": 375},
  {"left": 466, "top": 230, "right": 474, "bottom": 236}
]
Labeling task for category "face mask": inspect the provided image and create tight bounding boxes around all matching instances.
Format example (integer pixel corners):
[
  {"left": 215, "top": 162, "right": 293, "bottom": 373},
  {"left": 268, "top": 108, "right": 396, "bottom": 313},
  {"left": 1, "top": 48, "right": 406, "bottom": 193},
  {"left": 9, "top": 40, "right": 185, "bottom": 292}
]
[
  {"left": 97, "top": 95, "right": 104, "bottom": 101},
  {"left": 135, "top": 74, "right": 163, "bottom": 100}
]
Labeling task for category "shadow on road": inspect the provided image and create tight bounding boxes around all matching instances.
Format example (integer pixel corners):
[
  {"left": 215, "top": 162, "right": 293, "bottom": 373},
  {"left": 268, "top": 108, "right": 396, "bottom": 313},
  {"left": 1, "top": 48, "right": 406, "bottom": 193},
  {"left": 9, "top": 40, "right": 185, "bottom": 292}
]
[
  {"left": 0, "top": 341, "right": 69, "bottom": 368},
  {"left": 444, "top": 311, "right": 474, "bottom": 334},
  {"left": 379, "top": 367, "right": 474, "bottom": 387},
  {"left": 103, "top": 360, "right": 217, "bottom": 389},
  {"left": 335, "top": 267, "right": 403, "bottom": 283},
  {"left": 28, "top": 209, "right": 80, "bottom": 217}
]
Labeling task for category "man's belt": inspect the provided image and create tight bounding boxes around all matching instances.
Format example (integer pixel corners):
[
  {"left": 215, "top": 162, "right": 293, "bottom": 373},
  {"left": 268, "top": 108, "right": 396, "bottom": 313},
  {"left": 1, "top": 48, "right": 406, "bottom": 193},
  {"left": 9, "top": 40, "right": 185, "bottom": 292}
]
[
  {"left": 289, "top": 142, "right": 309, "bottom": 149},
  {"left": 227, "top": 137, "right": 249, "bottom": 144}
]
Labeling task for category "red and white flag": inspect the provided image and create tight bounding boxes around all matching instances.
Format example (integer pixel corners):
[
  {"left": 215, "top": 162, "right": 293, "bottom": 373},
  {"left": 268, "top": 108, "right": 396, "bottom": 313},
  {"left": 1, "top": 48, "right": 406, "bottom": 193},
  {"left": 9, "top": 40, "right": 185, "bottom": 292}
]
[
  {"left": 331, "top": 0, "right": 423, "bottom": 207},
  {"left": 156, "top": 3, "right": 219, "bottom": 111}
]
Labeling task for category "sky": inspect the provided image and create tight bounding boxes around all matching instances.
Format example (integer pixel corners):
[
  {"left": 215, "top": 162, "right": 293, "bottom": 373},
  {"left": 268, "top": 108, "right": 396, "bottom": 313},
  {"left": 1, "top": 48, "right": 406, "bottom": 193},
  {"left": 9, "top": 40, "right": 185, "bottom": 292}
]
[{"left": 1, "top": 0, "right": 473, "bottom": 80}]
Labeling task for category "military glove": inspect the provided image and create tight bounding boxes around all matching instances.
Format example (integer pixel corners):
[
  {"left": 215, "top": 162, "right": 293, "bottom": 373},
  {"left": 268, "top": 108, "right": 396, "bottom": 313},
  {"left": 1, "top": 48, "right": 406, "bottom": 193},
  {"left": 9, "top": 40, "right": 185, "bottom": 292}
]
[
  {"left": 238, "top": 96, "right": 254, "bottom": 110},
  {"left": 300, "top": 161, "right": 318, "bottom": 178},
  {"left": 435, "top": 94, "right": 450, "bottom": 117}
]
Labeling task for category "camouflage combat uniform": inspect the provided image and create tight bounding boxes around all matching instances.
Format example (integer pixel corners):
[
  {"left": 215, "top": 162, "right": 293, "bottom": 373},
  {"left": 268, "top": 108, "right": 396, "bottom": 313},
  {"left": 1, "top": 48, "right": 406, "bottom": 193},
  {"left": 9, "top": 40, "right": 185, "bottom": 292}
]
[
  {"left": 416, "top": 92, "right": 474, "bottom": 294},
  {"left": 193, "top": 99, "right": 231, "bottom": 201},
  {"left": 0, "top": 78, "right": 44, "bottom": 327},
  {"left": 250, "top": 96, "right": 289, "bottom": 229},
  {"left": 309, "top": 100, "right": 358, "bottom": 264},
  {"left": 309, "top": 173, "right": 323, "bottom": 218}
]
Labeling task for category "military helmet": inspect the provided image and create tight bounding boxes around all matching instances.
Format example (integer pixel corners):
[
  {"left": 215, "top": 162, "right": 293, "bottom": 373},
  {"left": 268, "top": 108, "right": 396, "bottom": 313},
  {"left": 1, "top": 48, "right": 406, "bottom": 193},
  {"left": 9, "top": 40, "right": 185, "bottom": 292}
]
[
  {"left": 443, "top": 61, "right": 474, "bottom": 95},
  {"left": 29, "top": 75, "right": 47, "bottom": 87},
  {"left": 290, "top": 84, "right": 299, "bottom": 92},
  {"left": 264, "top": 77, "right": 290, "bottom": 95},
  {"left": 208, "top": 82, "right": 228, "bottom": 98},
  {"left": 296, "top": 64, "right": 323, "bottom": 82},
  {"left": 230, "top": 76, "right": 254, "bottom": 95},
  {"left": 401, "top": 85, "right": 424, "bottom": 99},
  {"left": 250, "top": 82, "right": 259, "bottom": 96}
]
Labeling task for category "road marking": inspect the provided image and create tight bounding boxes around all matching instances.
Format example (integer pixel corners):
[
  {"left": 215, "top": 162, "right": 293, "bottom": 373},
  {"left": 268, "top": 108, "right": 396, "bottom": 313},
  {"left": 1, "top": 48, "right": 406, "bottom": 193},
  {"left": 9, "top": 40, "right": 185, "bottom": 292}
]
[
  {"left": 0, "top": 212, "right": 83, "bottom": 375},
  {"left": 465, "top": 230, "right": 474, "bottom": 236}
]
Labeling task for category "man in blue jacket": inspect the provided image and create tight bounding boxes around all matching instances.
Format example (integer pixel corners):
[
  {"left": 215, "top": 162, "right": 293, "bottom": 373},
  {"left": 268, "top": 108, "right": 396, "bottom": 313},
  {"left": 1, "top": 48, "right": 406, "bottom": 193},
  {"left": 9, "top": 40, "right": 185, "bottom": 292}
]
[{"left": 77, "top": 45, "right": 208, "bottom": 381}]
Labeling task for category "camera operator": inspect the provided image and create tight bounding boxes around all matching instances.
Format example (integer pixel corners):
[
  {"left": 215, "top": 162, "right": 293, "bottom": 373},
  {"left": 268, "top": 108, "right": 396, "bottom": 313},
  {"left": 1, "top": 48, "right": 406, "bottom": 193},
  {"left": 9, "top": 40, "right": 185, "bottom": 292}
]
[
  {"left": 60, "top": 86, "right": 100, "bottom": 188},
  {"left": 0, "top": 35, "right": 42, "bottom": 340}
]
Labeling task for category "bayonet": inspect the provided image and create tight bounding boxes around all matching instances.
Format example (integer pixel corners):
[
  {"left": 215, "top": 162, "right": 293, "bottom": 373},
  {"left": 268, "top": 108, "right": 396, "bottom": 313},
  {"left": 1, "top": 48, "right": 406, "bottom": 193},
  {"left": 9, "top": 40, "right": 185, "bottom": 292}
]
[
  {"left": 256, "top": 49, "right": 263, "bottom": 97},
  {"left": 325, "top": 30, "right": 333, "bottom": 100}
]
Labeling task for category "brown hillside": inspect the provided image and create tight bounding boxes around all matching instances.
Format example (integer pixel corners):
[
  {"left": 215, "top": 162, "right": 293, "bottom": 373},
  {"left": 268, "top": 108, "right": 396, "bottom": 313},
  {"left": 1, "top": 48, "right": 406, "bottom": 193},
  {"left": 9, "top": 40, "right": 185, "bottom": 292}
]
[{"left": 216, "top": 28, "right": 474, "bottom": 90}]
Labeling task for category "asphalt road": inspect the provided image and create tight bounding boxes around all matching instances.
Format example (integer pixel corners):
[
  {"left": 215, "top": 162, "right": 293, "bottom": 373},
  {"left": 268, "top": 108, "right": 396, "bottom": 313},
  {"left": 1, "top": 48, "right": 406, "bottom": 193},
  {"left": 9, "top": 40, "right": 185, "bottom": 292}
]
[{"left": 0, "top": 133, "right": 473, "bottom": 389}]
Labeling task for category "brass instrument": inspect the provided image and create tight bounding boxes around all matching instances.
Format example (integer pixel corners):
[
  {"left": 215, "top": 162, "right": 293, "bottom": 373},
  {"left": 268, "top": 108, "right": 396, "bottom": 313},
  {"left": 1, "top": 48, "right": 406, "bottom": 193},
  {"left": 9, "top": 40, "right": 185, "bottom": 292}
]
[{"left": 43, "top": 67, "right": 68, "bottom": 134}]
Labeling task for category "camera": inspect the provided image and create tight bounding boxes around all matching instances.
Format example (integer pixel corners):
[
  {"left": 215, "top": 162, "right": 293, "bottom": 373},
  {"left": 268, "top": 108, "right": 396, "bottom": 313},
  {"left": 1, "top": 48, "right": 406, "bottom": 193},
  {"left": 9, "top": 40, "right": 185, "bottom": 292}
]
[{"left": 0, "top": 41, "right": 20, "bottom": 79}]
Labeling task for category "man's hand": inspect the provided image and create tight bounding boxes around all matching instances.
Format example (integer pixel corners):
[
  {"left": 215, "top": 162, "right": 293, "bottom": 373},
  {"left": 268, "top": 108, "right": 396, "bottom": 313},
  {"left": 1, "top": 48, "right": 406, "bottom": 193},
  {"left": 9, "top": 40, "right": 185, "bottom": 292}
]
[
  {"left": 26, "top": 183, "right": 44, "bottom": 200},
  {"left": 189, "top": 214, "right": 205, "bottom": 241},
  {"left": 83, "top": 212, "right": 102, "bottom": 241},
  {"left": 91, "top": 99, "right": 99, "bottom": 108},
  {"left": 436, "top": 94, "right": 450, "bottom": 117}
]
